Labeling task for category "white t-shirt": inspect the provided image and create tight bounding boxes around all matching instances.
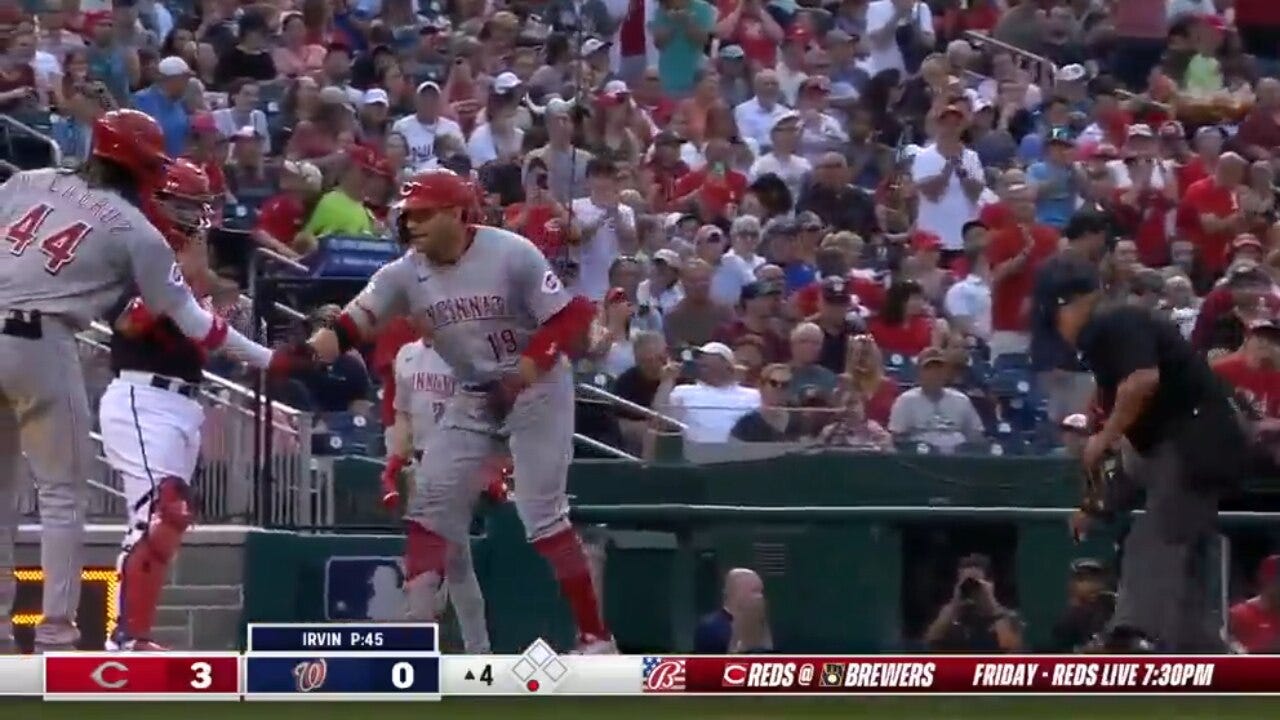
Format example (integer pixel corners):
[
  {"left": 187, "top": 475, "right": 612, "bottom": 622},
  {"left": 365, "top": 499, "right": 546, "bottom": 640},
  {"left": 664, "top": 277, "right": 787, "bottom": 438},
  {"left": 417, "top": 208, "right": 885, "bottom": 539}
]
[
  {"left": 910, "top": 144, "right": 984, "bottom": 251},
  {"left": 669, "top": 382, "right": 761, "bottom": 443},
  {"left": 943, "top": 274, "right": 992, "bottom": 340},
  {"left": 390, "top": 114, "right": 465, "bottom": 172},
  {"left": 733, "top": 97, "right": 792, "bottom": 151},
  {"left": 569, "top": 197, "right": 636, "bottom": 302},
  {"left": 863, "top": 0, "right": 934, "bottom": 77},
  {"left": 466, "top": 123, "right": 524, "bottom": 167},
  {"left": 749, "top": 153, "right": 812, "bottom": 206}
]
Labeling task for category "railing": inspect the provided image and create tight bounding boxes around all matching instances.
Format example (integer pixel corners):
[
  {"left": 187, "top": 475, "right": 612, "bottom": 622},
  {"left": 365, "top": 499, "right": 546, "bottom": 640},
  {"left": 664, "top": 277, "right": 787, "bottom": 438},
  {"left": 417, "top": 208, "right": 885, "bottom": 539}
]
[
  {"left": 29, "top": 323, "right": 331, "bottom": 526},
  {"left": 574, "top": 381, "right": 685, "bottom": 463},
  {"left": 963, "top": 31, "right": 1058, "bottom": 90},
  {"left": 0, "top": 113, "right": 62, "bottom": 169}
]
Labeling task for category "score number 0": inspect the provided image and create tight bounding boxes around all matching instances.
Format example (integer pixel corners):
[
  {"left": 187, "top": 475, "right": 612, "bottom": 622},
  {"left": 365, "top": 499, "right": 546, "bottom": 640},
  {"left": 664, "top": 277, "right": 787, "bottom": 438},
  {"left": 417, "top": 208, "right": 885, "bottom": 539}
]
[{"left": 391, "top": 662, "right": 416, "bottom": 690}]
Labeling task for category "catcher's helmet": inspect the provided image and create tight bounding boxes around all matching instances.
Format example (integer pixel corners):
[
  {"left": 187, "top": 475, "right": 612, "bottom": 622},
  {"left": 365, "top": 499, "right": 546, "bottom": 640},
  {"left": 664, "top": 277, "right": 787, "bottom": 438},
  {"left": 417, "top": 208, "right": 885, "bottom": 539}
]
[
  {"left": 153, "top": 159, "right": 213, "bottom": 249},
  {"left": 91, "top": 109, "right": 171, "bottom": 182},
  {"left": 396, "top": 169, "right": 477, "bottom": 213}
]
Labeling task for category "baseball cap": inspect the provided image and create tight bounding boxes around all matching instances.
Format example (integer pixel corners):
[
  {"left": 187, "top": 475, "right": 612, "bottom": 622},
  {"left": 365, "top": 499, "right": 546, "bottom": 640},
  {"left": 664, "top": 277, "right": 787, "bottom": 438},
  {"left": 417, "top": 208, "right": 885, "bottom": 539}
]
[
  {"left": 415, "top": 80, "right": 442, "bottom": 95},
  {"left": 719, "top": 44, "right": 746, "bottom": 60},
  {"left": 797, "top": 211, "right": 823, "bottom": 232},
  {"left": 652, "top": 248, "right": 681, "bottom": 265},
  {"left": 1127, "top": 123, "right": 1155, "bottom": 139},
  {"left": 1230, "top": 233, "right": 1264, "bottom": 256},
  {"left": 581, "top": 37, "right": 610, "bottom": 56},
  {"left": 544, "top": 96, "right": 575, "bottom": 116},
  {"left": 283, "top": 159, "right": 323, "bottom": 191},
  {"left": 1248, "top": 318, "right": 1280, "bottom": 338},
  {"left": 820, "top": 276, "right": 849, "bottom": 302},
  {"left": 770, "top": 110, "right": 801, "bottom": 132},
  {"left": 696, "top": 341, "right": 735, "bottom": 363},
  {"left": 653, "top": 130, "right": 682, "bottom": 147},
  {"left": 1061, "top": 413, "right": 1090, "bottom": 434},
  {"left": 763, "top": 217, "right": 798, "bottom": 238},
  {"left": 362, "top": 88, "right": 390, "bottom": 106},
  {"left": 740, "top": 280, "right": 782, "bottom": 301},
  {"left": 157, "top": 56, "right": 192, "bottom": 78},
  {"left": 1055, "top": 64, "right": 1087, "bottom": 83},
  {"left": 910, "top": 230, "right": 942, "bottom": 253},
  {"left": 319, "top": 86, "right": 353, "bottom": 105},
  {"left": 1070, "top": 557, "right": 1106, "bottom": 576},
  {"left": 695, "top": 225, "right": 725, "bottom": 244},
  {"left": 492, "top": 72, "right": 521, "bottom": 95}
]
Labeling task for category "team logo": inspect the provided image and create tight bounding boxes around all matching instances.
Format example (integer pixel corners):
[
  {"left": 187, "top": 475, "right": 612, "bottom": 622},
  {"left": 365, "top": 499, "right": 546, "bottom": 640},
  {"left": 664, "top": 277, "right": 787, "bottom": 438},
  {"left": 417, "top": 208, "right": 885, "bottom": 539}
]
[
  {"left": 642, "top": 657, "right": 686, "bottom": 693},
  {"left": 541, "top": 270, "right": 562, "bottom": 294},
  {"left": 821, "top": 663, "right": 845, "bottom": 687},
  {"left": 168, "top": 261, "right": 185, "bottom": 287},
  {"left": 293, "top": 659, "right": 329, "bottom": 693},
  {"left": 90, "top": 661, "right": 129, "bottom": 689},
  {"left": 722, "top": 663, "right": 748, "bottom": 687}
]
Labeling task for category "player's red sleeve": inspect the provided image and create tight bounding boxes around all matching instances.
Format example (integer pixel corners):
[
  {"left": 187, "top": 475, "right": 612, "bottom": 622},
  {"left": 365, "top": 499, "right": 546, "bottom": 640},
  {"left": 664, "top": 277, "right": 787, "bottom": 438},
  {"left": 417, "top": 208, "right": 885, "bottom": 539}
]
[
  {"left": 334, "top": 310, "right": 369, "bottom": 353},
  {"left": 522, "top": 295, "right": 595, "bottom": 372}
]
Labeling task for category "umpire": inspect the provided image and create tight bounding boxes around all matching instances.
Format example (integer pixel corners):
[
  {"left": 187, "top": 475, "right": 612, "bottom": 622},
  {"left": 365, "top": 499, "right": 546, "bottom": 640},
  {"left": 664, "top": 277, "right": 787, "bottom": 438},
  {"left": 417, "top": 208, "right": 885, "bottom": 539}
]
[{"left": 1049, "top": 266, "right": 1251, "bottom": 652}]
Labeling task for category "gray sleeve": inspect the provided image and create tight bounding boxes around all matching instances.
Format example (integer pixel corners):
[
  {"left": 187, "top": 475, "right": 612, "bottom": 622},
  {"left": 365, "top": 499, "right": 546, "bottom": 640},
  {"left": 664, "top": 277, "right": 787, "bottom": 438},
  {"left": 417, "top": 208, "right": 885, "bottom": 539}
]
[
  {"left": 126, "top": 225, "right": 192, "bottom": 318},
  {"left": 345, "top": 257, "right": 413, "bottom": 334},
  {"left": 508, "top": 236, "right": 572, "bottom": 324},
  {"left": 392, "top": 352, "right": 411, "bottom": 413}
]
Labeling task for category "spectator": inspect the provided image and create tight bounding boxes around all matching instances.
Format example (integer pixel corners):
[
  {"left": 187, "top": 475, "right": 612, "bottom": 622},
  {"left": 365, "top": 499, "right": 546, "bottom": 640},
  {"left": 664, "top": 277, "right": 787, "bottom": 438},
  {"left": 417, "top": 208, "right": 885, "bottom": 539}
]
[
  {"left": 887, "top": 346, "right": 985, "bottom": 452},
  {"left": 867, "top": 279, "right": 944, "bottom": 358},
  {"left": 845, "top": 334, "right": 899, "bottom": 426},
  {"left": 1179, "top": 152, "right": 1249, "bottom": 278},
  {"left": 1229, "top": 554, "right": 1280, "bottom": 653},
  {"left": 797, "top": 153, "right": 878, "bottom": 235},
  {"left": 649, "top": 0, "right": 716, "bottom": 96},
  {"left": 570, "top": 157, "right": 639, "bottom": 302},
  {"left": 133, "top": 55, "right": 193, "bottom": 157},
  {"left": 467, "top": 77, "right": 525, "bottom": 167},
  {"left": 1027, "top": 130, "right": 1082, "bottom": 230},
  {"left": 911, "top": 104, "right": 986, "bottom": 254},
  {"left": 788, "top": 322, "right": 839, "bottom": 398},
  {"left": 1163, "top": 273, "right": 1202, "bottom": 338},
  {"left": 818, "top": 382, "right": 893, "bottom": 451},
  {"left": 184, "top": 112, "right": 229, "bottom": 212},
  {"left": 1031, "top": 212, "right": 1109, "bottom": 423},
  {"left": 986, "top": 183, "right": 1060, "bottom": 358},
  {"left": 713, "top": 280, "right": 788, "bottom": 364},
  {"left": 225, "top": 128, "right": 279, "bottom": 209},
  {"left": 749, "top": 113, "right": 811, "bottom": 206},
  {"left": 724, "top": 215, "right": 766, "bottom": 276},
  {"left": 664, "top": 258, "right": 735, "bottom": 348},
  {"left": 694, "top": 568, "right": 772, "bottom": 653},
  {"left": 213, "top": 79, "right": 270, "bottom": 154},
  {"left": 809, "top": 276, "right": 864, "bottom": 373},
  {"left": 1212, "top": 320, "right": 1280, "bottom": 422},
  {"left": 524, "top": 98, "right": 593, "bottom": 203},
  {"left": 670, "top": 138, "right": 749, "bottom": 221},
  {"left": 254, "top": 159, "right": 322, "bottom": 258},
  {"left": 587, "top": 288, "right": 638, "bottom": 378},
  {"left": 212, "top": 10, "right": 276, "bottom": 87},
  {"left": 274, "top": 11, "right": 327, "bottom": 77},
  {"left": 51, "top": 81, "right": 106, "bottom": 165},
  {"left": 85, "top": 11, "right": 137, "bottom": 107},
  {"left": 505, "top": 159, "right": 572, "bottom": 259},
  {"left": 863, "top": 0, "right": 936, "bottom": 77},
  {"left": 391, "top": 80, "right": 464, "bottom": 172},
  {"left": 693, "top": 224, "right": 751, "bottom": 307},
  {"left": 731, "top": 363, "right": 802, "bottom": 442},
  {"left": 1195, "top": 264, "right": 1275, "bottom": 356},
  {"left": 944, "top": 246, "right": 992, "bottom": 343},
  {"left": 1050, "top": 558, "right": 1116, "bottom": 652},
  {"left": 923, "top": 553, "right": 1023, "bottom": 653},
  {"left": 300, "top": 148, "right": 381, "bottom": 238},
  {"left": 714, "top": 0, "right": 784, "bottom": 71},
  {"left": 659, "top": 341, "right": 760, "bottom": 443},
  {"left": 637, "top": 248, "right": 685, "bottom": 316},
  {"left": 610, "top": 331, "right": 669, "bottom": 451},
  {"left": 733, "top": 69, "right": 789, "bottom": 152}
]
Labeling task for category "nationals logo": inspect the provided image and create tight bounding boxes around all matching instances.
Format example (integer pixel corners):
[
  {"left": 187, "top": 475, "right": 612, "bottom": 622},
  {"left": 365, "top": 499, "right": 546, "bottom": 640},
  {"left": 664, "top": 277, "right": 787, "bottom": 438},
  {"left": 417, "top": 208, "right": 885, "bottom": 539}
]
[
  {"left": 642, "top": 657, "right": 686, "bottom": 693},
  {"left": 292, "top": 659, "right": 329, "bottom": 693},
  {"left": 722, "top": 663, "right": 748, "bottom": 687}
]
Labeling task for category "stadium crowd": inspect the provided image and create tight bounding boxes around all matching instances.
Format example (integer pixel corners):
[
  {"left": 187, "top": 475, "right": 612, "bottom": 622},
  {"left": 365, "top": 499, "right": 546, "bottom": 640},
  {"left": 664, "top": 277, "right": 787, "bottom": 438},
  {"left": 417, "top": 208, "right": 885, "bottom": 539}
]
[{"left": 2, "top": 0, "right": 1280, "bottom": 653}]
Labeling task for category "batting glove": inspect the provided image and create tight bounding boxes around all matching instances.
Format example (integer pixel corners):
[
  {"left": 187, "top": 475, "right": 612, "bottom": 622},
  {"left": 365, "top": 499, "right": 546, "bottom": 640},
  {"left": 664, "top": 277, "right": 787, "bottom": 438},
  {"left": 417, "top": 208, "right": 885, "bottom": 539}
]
[{"left": 381, "top": 454, "right": 408, "bottom": 514}]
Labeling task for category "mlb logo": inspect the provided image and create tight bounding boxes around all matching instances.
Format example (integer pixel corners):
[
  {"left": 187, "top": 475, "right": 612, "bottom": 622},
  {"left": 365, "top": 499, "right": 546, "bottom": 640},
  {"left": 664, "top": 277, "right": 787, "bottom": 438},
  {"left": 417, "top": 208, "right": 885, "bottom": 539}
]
[
  {"left": 324, "top": 557, "right": 405, "bottom": 621},
  {"left": 642, "top": 657, "right": 686, "bottom": 693}
]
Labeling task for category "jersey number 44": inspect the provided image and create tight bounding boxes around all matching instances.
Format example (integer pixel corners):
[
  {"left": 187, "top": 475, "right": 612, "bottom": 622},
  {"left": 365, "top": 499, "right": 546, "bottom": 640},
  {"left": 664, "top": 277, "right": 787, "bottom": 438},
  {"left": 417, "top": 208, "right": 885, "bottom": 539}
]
[{"left": 5, "top": 203, "right": 92, "bottom": 275}]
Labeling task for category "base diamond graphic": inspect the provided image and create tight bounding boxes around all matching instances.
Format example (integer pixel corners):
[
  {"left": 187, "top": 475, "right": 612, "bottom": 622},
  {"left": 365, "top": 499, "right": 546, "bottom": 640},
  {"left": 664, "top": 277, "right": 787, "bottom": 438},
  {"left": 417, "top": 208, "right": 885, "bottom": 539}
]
[
  {"left": 524, "top": 639, "right": 555, "bottom": 666},
  {"left": 511, "top": 657, "right": 537, "bottom": 681}
]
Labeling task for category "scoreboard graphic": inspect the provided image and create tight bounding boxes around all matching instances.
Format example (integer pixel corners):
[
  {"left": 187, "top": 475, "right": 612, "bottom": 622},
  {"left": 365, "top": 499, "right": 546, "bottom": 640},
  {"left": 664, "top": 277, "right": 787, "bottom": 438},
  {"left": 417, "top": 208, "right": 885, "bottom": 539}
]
[{"left": 8, "top": 625, "right": 1280, "bottom": 699}]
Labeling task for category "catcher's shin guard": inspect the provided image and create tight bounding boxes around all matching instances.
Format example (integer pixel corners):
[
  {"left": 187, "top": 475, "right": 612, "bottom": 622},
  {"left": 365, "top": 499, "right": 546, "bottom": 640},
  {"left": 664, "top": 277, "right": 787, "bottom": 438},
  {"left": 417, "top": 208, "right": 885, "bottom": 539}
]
[
  {"left": 115, "top": 477, "right": 191, "bottom": 644},
  {"left": 403, "top": 522, "right": 448, "bottom": 621}
]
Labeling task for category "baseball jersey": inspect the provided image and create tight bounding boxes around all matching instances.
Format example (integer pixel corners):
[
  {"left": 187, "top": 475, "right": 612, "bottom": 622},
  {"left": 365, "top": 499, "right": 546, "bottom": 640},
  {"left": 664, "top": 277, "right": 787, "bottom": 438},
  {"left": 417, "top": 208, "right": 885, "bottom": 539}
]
[
  {"left": 393, "top": 341, "right": 457, "bottom": 450},
  {"left": 345, "top": 226, "right": 572, "bottom": 385},
  {"left": 0, "top": 169, "right": 190, "bottom": 329}
]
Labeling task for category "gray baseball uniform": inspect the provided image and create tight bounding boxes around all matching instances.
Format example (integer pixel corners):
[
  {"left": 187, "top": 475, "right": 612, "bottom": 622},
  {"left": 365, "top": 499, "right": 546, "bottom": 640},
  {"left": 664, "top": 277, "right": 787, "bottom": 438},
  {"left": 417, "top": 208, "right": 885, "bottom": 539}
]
[
  {"left": 393, "top": 341, "right": 490, "bottom": 653},
  {"left": 0, "top": 169, "right": 197, "bottom": 650},
  {"left": 346, "top": 226, "right": 574, "bottom": 544}
]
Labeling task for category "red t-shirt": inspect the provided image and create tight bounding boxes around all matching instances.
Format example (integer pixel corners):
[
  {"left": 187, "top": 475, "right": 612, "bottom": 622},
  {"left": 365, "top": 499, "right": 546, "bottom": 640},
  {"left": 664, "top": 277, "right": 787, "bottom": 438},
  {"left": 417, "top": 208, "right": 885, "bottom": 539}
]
[
  {"left": 646, "top": 159, "right": 691, "bottom": 211},
  {"left": 986, "top": 224, "right": 1060, "bottom": 332},
  {"left": 503, "top": 202, "right": 563, "bottom": 258},
  {"left": 640, "top": 99, "right": 678, "bottom": 129},
  {"left": 979, "top": 201, "right": 1013, "bottom": 232},
  {"left": 1173, "top": 157, "right": 1210, "bottom": 197},
  {"left": 373, "top": 317, "right": 420, "bottom": 426},
  {"left": 255, "top": 193, "right": 306, "bottom": 246},
  {"left": 1178, "top": 177, "right": 1238, "bottom": 274},
  {"left": 1213, "top": 351, "right": 1280, "bottom": 419},
  {"left": 1229, "top": 597, "right": 1280, "bottom": 653},
  {"left": 672, "top": 167, "right": 747, "bottom": 217},
  {"left": 711, "top": 319, "right": 789, "bottom": 363},
  {"left": 716, "top": 0, "right": 777, "bottom": 68},
  {"left": 962, "top": 5, "right": 1000, "bottom": 31},
  {"left": 1115, "top": 188, "right": 1173, "bottom": 267},
  {"left": 866, "top": 315, "right": 934, "bottom": 357},
  {"left": 861, "top": 377, "right": 900, "bottom": 426},
  {"left": 619, "top": 0, "right": 647, "bottom": 56}
]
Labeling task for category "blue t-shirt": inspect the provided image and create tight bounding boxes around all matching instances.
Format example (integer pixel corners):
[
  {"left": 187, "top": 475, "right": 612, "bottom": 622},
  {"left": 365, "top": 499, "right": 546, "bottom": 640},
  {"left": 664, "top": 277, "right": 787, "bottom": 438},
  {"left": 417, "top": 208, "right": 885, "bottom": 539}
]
[
  {"left": 648, "top": 1, "right": 716, "bottom": 95},
  {"left": 1026, "top": 160, "right": 1078, "bottom": 230},
  {"left": 132, "top": 87, "right": 189, "bottom": 158}
]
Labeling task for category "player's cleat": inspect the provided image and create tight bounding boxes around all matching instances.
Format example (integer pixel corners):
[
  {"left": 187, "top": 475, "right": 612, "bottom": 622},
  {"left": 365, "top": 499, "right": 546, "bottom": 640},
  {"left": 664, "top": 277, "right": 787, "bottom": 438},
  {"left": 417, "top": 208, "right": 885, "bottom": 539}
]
[
  {"left": 33, "top": 620, "right": 80, "bottom": 652},
  {"left": 106, "top": 633, "right": 169, "bottom": 652},
  {"left": 571, "top": 633, "right": 618, "bottom": 655}
]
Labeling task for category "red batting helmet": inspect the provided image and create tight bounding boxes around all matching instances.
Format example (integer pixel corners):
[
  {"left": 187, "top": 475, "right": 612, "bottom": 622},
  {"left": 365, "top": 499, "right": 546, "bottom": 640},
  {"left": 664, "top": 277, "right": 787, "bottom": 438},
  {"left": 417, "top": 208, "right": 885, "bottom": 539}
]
[
  {"left": 152, "top": 160, "right": 213, "bottom": 249},
  {"left": 91, "top": 109, "right": 171, "bottom": 182},
  {"left": 396, "top": 169, "right": 477, "bottom": 213}
]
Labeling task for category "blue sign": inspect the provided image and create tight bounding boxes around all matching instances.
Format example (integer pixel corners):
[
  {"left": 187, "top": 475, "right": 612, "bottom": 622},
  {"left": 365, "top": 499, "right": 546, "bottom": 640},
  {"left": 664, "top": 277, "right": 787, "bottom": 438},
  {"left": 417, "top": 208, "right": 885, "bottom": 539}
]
[
  {"left": 307, "top": 235, "right": 403, "bottom": 279},
  {"left": 325, "top": 556, "right": 405, "bottom": 621}
]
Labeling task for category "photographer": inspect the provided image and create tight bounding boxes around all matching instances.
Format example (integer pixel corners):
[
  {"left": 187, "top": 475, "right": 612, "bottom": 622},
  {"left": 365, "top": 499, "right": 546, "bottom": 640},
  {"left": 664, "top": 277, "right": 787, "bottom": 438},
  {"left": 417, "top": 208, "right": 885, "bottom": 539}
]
[
  {"left": 1050, "top": 266, "right": 1250, "bottom": 651},
  {"left": 923, "top": 554, "right": 1024, "bottom": 653},
  {"left": 1050, "top": 558, "right": 1117, "bottom": 652}
]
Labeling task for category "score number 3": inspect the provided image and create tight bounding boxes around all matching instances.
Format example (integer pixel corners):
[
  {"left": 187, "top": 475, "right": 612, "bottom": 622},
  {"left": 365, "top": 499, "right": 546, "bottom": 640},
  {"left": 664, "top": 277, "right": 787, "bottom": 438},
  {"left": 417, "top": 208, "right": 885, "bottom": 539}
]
[
  {"left": 190, "top": 661, "right": 213, "bottom": 689},
  {"left": 5, "top": 203, "right": 91, "bottom": 275}
]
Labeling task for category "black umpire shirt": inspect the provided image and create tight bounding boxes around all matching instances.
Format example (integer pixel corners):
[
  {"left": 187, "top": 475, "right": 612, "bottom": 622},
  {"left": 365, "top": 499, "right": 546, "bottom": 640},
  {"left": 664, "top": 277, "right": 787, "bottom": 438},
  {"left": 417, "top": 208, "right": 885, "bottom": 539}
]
[{"left": 1076, "top": 303, "right": 1220, "bottom": 453}]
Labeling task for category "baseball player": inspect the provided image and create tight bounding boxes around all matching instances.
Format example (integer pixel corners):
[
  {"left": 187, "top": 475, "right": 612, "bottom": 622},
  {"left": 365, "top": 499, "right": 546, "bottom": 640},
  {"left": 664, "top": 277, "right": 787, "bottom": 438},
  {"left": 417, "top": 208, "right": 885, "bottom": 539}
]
[
  {"left": 98, "top": 160, "right": 225, "bottom": 651},
  {"left": 384, "top": 326, "right": 492, "bottom": 653},
  {"left": 311, "top": 170, "right": 614, "bottom": 653},
  {"left": 0, "top": 110, "right": 311, "bottom": 652}
]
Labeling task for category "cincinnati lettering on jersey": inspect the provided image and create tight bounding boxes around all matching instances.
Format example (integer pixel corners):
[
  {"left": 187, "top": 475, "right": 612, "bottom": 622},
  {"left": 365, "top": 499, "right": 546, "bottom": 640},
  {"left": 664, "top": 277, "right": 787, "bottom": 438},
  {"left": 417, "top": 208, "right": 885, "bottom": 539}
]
[
  {"left": 38, "top": 171, "right": 133, "bottom": 233},
  {"left": 423, "top": 295, "right": 512, "bottom": 328},
  {"left": 411, "top": 371, "right": 456, "bottom": 396}
]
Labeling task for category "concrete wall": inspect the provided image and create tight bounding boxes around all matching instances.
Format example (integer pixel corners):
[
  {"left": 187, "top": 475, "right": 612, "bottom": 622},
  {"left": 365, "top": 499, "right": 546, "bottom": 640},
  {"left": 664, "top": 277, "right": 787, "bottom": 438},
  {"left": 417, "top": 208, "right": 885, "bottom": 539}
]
[{"left": 16, "top": 524, "right": 249, "bottom": 651}]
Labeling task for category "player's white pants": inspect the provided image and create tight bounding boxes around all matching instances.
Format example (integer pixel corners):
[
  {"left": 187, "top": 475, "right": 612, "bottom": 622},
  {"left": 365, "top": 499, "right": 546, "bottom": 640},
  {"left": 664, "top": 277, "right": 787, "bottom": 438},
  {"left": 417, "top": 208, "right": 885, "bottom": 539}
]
[
  {"left": 98, "top": 375, "right": 203, "bottom": 620},
  {"left": 440, "top": 541, "right": 490, "bottom": 653}
]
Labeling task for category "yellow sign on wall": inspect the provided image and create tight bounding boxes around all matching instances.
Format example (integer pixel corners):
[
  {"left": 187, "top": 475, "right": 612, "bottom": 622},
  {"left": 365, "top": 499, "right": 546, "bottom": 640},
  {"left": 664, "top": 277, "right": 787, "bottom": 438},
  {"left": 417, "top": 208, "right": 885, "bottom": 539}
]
[{"left": 12, "top": 568, "right": 118, "bottom": 637}]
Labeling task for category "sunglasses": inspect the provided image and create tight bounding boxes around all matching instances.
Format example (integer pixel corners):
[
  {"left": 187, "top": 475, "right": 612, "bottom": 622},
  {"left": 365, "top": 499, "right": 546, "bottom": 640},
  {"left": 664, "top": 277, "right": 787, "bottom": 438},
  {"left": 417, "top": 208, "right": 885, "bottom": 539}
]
[{"left": 765, "top": 378, "right": 791, "bottom": 388}]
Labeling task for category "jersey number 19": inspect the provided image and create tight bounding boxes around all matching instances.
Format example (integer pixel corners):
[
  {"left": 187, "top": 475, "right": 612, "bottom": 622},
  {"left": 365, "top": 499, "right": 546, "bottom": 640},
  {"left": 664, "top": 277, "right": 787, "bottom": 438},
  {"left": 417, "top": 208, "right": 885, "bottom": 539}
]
[
  {"left": 486, "top": 329, "right": 518, "bottom": 361},
  {"left": 5, "top": 203, "right": 91, "bottom": 275}
]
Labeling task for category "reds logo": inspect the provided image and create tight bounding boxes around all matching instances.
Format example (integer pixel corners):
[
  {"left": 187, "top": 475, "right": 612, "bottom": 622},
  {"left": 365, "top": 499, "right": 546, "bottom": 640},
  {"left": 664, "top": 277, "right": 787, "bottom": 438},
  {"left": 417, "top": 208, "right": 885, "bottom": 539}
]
[
  {"left": 644, "top": 660, "right": 686, "bottom": 692},
  {"left": 722, "top": 663, "right": 748, "bottom": 687},
  {"left": 541, "top": 270, "right": 563, "bottom": 294},
  {"left": 293, "top": 659, "right": 329, "bottom": 693}
]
